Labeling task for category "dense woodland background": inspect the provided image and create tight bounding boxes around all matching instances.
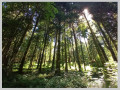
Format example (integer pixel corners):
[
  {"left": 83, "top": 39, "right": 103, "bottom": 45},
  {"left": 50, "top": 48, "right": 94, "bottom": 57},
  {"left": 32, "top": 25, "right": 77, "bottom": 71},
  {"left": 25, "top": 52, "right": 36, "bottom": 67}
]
[{"left": 2, "top": 2, "right": 118, "bottom": 88}]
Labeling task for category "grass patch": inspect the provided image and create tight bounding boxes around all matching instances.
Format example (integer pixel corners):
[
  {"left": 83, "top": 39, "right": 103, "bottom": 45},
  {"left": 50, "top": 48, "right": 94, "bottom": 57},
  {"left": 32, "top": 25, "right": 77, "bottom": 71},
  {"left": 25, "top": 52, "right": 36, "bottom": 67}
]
[{"left": 2, "top": 71, "right": 88, "bottom": 88}]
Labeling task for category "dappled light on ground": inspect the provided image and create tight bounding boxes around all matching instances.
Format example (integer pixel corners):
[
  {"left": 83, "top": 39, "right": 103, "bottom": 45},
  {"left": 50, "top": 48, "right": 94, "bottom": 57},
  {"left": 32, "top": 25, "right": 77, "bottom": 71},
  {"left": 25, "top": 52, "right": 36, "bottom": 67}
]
[{"left": 2, "top": 2, "right": 117, "bottom": 88}]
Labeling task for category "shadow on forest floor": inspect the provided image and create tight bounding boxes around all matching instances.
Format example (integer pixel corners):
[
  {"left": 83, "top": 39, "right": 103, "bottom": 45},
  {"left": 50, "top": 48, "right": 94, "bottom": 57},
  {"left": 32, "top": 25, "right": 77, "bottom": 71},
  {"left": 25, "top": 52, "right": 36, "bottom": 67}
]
[
  {"left": 2, "top": 66, "right": 118, "bottom": 88},
  {"left": 2, "top": 70, "right": 86, "bottom": 88}
]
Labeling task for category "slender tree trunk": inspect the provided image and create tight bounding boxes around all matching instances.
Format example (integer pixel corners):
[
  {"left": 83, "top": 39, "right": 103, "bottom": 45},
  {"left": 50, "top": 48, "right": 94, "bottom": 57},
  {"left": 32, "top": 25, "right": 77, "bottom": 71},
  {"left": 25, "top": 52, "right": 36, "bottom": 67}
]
[
  {"left": 36, "top": 49, "right": 42, "bottom": 69},
  {"left": 18, "top": 14, "right": 40, "bottom": 73},
  {"left": 2, "top": 39, "right": 12, "bottom": 67},
  {"left": 97, "top": 22, "right": 117, "bottom": 62},
  {"left": 71, "top": 31, "right": 76, "bottom": 69},
  {"left": 72, "top": 24, "right": 82, "bottom": 72},
  {"left": 39, "top": 42, "right": 46, "bottom": 73},
  {"left": 48, "top": 40, "right": 52, "bottom": 66},
  {"left": 83, "top": 13, "right": 109, "bottom": 64},
  {"left": 55, "top": 22, "right": 61, "bottom": 75},
  {"left": 65, "top": 37, "right": 68, "bottom": 72},
  {"left": 83, "top": 37, "right": 91, "bottom": 63},
  {"left": 64, "top": 23, "right": 68, "bottom": 73},
  {"left": 79, "top": 34, "right": 86, "bottom": 71},
  {"left": 101, "top": 22, "right": 117, "bottom": 51},
  {"left": 51, "top": 31, "right": 58, "bottom": 71},
  {"left": 88, "top": 37, "right": 102, "bottom": 66},
  {"left": 95, "top": 34, "right": 108, "bottom": 62},
  {"left": 67, "top": 38, "right": 71, "bottom": 69},
  {"left": 39, "top": 29, "right": 49, "bottom": 73},
  {"left": 43, "top": 49, "right": 46, "bottom": 67},
  {"left": 10, "top": 18, "right": 33, "bottom": 63},
  {"left": 28, "top": 40, "right": 38, "bottom": 69},
  {"left": 98, "top": 30, "right": 109, "bottom": 50},
  {"left": 61, "top": 40, "right": 64, "bottom": 68}
]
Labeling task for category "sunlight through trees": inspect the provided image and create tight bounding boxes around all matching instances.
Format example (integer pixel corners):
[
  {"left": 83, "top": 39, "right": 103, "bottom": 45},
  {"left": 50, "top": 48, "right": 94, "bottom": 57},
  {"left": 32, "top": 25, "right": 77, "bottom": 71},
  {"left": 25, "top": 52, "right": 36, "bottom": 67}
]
[{"left": 2, "top": 2, "right": 118, "bottom": 88}]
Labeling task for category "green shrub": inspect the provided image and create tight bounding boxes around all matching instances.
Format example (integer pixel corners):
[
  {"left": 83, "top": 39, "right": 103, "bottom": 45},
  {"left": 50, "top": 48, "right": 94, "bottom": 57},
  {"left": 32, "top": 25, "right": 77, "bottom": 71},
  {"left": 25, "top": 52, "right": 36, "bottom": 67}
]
[
  {"left": 45, "top": 72, "right": 87, "bottom": 88},
  {"left": 3, "top": 71, "right": 88, "bottom": 88}
]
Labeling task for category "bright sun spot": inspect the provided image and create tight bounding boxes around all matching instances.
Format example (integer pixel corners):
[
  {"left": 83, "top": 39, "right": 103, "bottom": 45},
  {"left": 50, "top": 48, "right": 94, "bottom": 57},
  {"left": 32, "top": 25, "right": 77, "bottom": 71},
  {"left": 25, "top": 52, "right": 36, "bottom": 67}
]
[
  {"left": 79, "top": 15, "right": 83, "bottom": 19},
  {"left": 86, "top": 65, "right": 92, "bottom": 71},
  {"left": 83, "top": 9, "right": 89, "bottom": 15},
  {"left": 83, "top": 8, "right": 93, "bottom": 21},
  {"left": 71, "top": 66, "right": 75, "bottom": 70},
  {"left": 80, "top": 37, "right": 88, "bottom": 43}
]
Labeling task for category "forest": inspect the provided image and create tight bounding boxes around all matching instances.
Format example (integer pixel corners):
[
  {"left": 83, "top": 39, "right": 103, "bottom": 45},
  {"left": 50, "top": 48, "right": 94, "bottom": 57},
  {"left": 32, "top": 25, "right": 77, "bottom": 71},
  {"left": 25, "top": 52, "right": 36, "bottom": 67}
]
[{"left": 2, "top": 2, "right": 118, "bottom": 88}]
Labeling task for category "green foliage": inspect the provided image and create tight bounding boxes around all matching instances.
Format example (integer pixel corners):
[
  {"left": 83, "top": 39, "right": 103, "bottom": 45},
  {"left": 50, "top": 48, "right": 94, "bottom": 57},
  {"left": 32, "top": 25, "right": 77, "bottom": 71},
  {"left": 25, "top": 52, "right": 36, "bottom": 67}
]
[
  {"left": 2, "top": 71, "right": 88, "bottom": 88},
  {"left": 103, "top": 61, "right": 118, "bottom": 88},
  {"left": 2, "top": 74, "right": 47, "bottom": 88},
  {"left": 2, "top": 2, "right": 117, "bottom": 88},
  {"left": 42, "top": 2, "right": 58, "bottom": 20},
  {"left": 78, "top": 23, "right": 87, "bottom": 32}
]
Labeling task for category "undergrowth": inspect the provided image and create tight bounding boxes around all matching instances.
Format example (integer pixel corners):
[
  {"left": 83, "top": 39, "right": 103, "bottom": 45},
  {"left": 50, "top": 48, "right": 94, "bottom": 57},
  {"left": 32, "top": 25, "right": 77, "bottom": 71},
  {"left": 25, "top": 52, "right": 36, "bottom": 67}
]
[{"left": 2, "top": 71, "right": 88, "bottom": 88}]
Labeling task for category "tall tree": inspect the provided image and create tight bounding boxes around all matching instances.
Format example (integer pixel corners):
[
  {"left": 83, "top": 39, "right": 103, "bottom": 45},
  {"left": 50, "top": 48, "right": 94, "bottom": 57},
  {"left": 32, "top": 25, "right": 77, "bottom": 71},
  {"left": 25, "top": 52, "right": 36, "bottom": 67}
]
[
  {"left": 72, "top": 23, "right": 82, "bottom": 72},
  {"left": 55, "top": 20, "right": 61, "bottom": 75},
  {"left": 83, "top": 13, "right": 109, "bottom": 64},
  {"left": 51, "top": 30, "right": 58, "bottom": 71},
  {"left": 19, "top": 14, "right": 41, "bottom": 73}
]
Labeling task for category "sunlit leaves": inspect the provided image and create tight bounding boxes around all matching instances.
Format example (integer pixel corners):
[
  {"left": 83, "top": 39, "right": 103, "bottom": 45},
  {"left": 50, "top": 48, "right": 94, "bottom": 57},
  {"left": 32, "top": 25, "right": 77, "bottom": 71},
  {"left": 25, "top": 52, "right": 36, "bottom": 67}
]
[{"left": 78, "top": 23, "right": 87, "bottom": 31}]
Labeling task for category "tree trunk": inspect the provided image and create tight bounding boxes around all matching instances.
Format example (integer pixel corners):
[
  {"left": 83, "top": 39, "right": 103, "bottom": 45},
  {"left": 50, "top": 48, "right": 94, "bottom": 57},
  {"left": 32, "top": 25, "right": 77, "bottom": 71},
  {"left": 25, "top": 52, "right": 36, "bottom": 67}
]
[
  {"left": 101, "top": 22, "right": 117, "bottom": 51},
  {"left": 2, "top": 39, "right": 12, "bottom": 67},
  {"left": 10, "top": 18, "right": 33, "bottom": 64},
  {"left": 67, "top": 38, "right": 71, "bottom": 69},
  {"left": 83, "top": 13, "right": 109, "bottom": 64},
  {"left": 55, "top": 22, "right": 61, "bottom": 75},
  {"left": 83, "top": 37, "right": 91, "bottom": 63},
  {"left": 18, "top": 14, "right": 40, "bottom": 73},
  {"left": 97, "top": 22, "right": 117, "bottom": 62},
  {"left": 39, "top": 29, "right": 49, "bottom": 73},
  {"left": 36, "top": 49, "right": 42, "bottom": 69},
  {"left": 79, "top": 34, "right": 86, "bottom": 71},
  {"left": 51, "top": 30, "right": 58, "bottom": 71},
  {"left": 43, "top": 49, "right": 46, "bottom": 67},
  {"left": 64, "top": 23, "right": 68, "bottom": 73},
  {"left": 28, "top": 40, "right": 38, "bottom": 69},
  {"left": 61, "top": 39, "right": 64, "bottom": 68},
  {"left": 72, "top": 24, "right": 82, "bottom": 72},
  {"left": 88, "top": 36, "right": 103, "bottom": 66},
  {"left": 71, "top": 31, "right": 76, "bottom": 69},
  {"left": 48, "top": 40, "right": 52, "bottom": 66}
]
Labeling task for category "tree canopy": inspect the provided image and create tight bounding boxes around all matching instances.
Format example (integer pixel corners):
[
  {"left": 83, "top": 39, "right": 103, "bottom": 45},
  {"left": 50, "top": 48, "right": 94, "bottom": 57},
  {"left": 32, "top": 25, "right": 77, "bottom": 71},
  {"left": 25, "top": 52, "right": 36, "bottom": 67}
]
[{"left": 2, "top": 2, "right": 118, "bottom": 88}]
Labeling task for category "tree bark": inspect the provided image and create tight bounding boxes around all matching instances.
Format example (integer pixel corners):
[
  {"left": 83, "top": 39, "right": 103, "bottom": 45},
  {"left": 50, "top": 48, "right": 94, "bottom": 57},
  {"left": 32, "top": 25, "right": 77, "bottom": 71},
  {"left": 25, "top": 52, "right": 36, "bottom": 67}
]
[
  {"left": 43, "top": 49, "right": 46, "bottom": 67},
  {"left": 18, "top": 14, "right": 40, "bottom": 73},
  {"left": 67, "top": 38, "right": 71, "bottom": 69},
  {"left": 71, "top": 31, "right": 76, "bottom": 69},
  {"left": 51, "top": 30, "right": 58, "bottom": 71},
  {"left": 55, "top": 22, "right": 61, "bottom": 75},
  {"left": 2, "top": 39, "right": 13, "bottom": 67},
  {"left": 28, "top": 40, "right": 38, "bottom": 69},
  {"left": 101, "top": 22, "right": 117, "bottom": 51},
  {"left": 72, "top": 24, "right": 82, "bottom": 72},
  {"left": 36, "top": 49, "right": 42, "bottom": 69},
  {"left": 97, "top": 22, "right": 117, "bottom": 62},
  {"left": 83, "top": 36, "right": 91, "bottom": 63},
  {"left": 83, "top": 13, "right": 109, "bottom": 64},
  {"left": 39, "top": 29, "right": 49, "bottom": 73},
  {"left": 48, "top": 40, "right": 52, "bottom": 66},
  {"left": 64, "top": 23, "right": 68, "bottom": 73},
  {"left": 79, "top": 34, "right": 86, "bottom": 71},
  {"left": 8, "top": 18, "right": 33, "bottom": 68}
]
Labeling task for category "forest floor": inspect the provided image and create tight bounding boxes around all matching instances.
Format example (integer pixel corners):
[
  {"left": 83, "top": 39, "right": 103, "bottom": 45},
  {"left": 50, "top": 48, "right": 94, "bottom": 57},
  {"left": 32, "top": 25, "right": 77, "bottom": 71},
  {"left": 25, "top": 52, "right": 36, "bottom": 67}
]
[{"left": 2, "top": 65, "right": 118, "bottom": 88}]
